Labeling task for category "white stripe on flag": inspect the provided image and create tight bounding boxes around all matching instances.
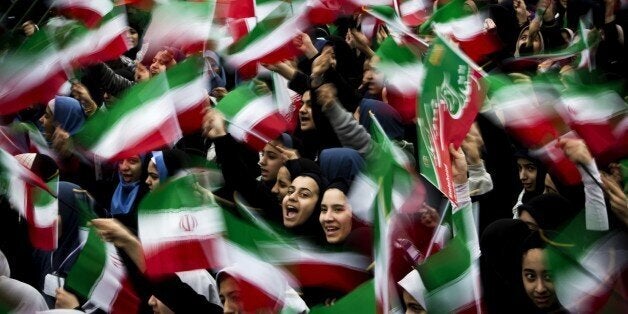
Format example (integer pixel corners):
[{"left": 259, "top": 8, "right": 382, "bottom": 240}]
[
  {"left": 400, "top": 0, "right": 430, "bottom": 15},
  {"left": 378, "top": 62, "right": 425, "bottom": 92},
  {"left": 433, "top": 14, "right": 485, "bottom": 41},
  {"left": 169, "top": 76, "right": 208, "bottom": 113},
  {"left": 261, "top": 244, "right": 371, "bottom": 271},
  {"left": 228, "top": 94, "right": 276, "bottom": 141},
  {"left": 89, "top": 243, "right": 126, "bottom": 312},
  {"left": 425, "top": 262, "right": 481, "bottom": 313},
  {"left": 226, "top": 14, "right": 308, "bottom": 67},
  {"left": 139, "top": 206, "right": 224, "bottom": 243},
  {"left": 88, "top": 93, "right": 181, "bottom": 159},
  {"left": 63, "top": 14, "right": 129, "bottom": 62},
  {"left": 52, "top": 0, "right": 113, "bottom": 16}
]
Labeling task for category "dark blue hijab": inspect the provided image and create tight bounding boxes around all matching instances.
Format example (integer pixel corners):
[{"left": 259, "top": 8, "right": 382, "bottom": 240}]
[
  {"left": 52, "top": 96, "right": 85, "bottom": 136},
  {"left": 358, "top": 99, "right": 404, "bottom": 140},
  {"left": 319, "top": 148, "right": 364, "bottom": 182}
]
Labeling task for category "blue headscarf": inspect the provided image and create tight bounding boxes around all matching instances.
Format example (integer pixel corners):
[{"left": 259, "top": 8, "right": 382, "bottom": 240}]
[
  {"left": 358, "top": 99, "right": 404, "bottom": 140},
  {"left": 51, "top": 96, "right": 85, "bottom": 135},
  {"left": 319, "top": 148, "right": 365, "bottom": 182},
  {"left": 110, "top": 173, "right": 141, "bottom": 215},
  {"left": 110, "top": 155, "right": 146, "bottom": 215}
]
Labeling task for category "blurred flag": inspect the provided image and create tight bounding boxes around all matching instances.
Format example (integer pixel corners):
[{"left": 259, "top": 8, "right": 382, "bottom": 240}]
[
  {"left": 309, "top": 280, "right": 376, "bottom": 314},
  {"left": 164, "top": 56, "right": 209, "bottom": 134},
  {"left": 397, "top": 0, "right": 432, "bottom": 26},
  {"left": 557, "top": 87, "right": 628, "bottom": 165},
  {"left": 483, "top": 75, "right": 582, "bottom": 185},
  {"left": 138, "top": 175, "right": 227, "bottom": 278},
  {"left": 51, "top": 0, "right": 114, "bottom": 28},
  {"left": 0, "top": 149, "right": 58, "bottom": 250},
  {"left": 62, "top": 6, "right": 132, "bottom": 67},
  {"left": 547, "top": 212, "right": 628, "bottom": 313},
  {"left": 272, "top": 72, "right": 301, "bottom": 133},
  {"left": 215, "top": 0, "right": 256, "bottom": 19},
  {"left": 66, "top": 227, "right": 140, "bottom": 313},
  {"left": 215, "top": 83, "right": 286, "bottom": 151},
  {"left": 74, "top": 72, "right": 182, "bottom": 161},
  {"left": 0, "top": 31, "right": 68, "bottom": 115},
  {"left": 376, "top": 37, "right": 425, "bottom": 123},
  {"left": 142, "top": 0, "right": 217, "bottom": 59},
  {"left": 417, "top": 35, "right": 484, "bottom": 205},
  {"left": 226, "top": 1, "right": 308, "bottom": 78}
]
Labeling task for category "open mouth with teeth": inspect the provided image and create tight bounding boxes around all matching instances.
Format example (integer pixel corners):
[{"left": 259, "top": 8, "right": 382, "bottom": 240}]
[
  {"left": 284, "top": 205, "right": 299, "bottom": 220},
  {"left": 324, "top": 226, "right": 339, "bottom": 234}
]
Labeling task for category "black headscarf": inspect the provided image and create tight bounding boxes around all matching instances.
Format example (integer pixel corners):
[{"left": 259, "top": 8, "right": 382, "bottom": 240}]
[
  {"left": 480, "top": 219, "right": 538, "bottom": 313},
  {"left": 286, "top": 172, "right": 328, "bottom": 243},
  {"left": 518, "top": 193, "right": 579, "bottom": 232},
  {"left": 514, "top": 150, "right": 547, "bottom": 204}
]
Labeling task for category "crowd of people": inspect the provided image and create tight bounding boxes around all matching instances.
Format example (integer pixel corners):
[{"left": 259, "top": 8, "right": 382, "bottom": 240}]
[{"left": 1, "top": 0, "right": 627, "bottom": 313}]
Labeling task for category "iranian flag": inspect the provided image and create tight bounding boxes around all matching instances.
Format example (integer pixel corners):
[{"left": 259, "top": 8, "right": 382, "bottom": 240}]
[
  {"left": 364, "top": 5, "right": 429, "bottom": 50},
  {"left": 376, "top": 37, "right": 425, "bottom": 123},
  {"left": 557, "top": 88, "right": 628, "bottom": 164},
  {"left": 272, "top": 72, "right": 301, "bottom": 133},
  {"left": 417, "top": 35, "right": 484, "bottom": 205},
  {"left": 216, "top": 84, "right": 286, "bottom": 151},
  {"left": 0, "top": 30, "right": 68, "bottom": 115},
  {"left": 546, "top": 212, "right": 628, "bottom": 313},
  {"left": 62, "top": 6, "right": 131, "bottom": 67},
  {"left": 215, "top": 0, "right": 255, "bottom": 19},
  {"left": 397, "top": 0, "right": 432, "bottom": 26},
  {"left": 417, "top": 237, "right": 482, "bottom": 313},
  {"left": 138, "top": 175, "right": 227, "bottom": 278},
  {"left": 309, "top": 280, "right": 376, "bottom": 313},
  {"left": 226, "top": 1, "right": 309, "bottom": 78},
  {"left": 51, "top": 0, "right": 113, "bottom": 28},
  {"left": 0, "top": 149, "right": 59, "bottom": 250},
  {"left": 164, "top": 57, "right": 209, "bottom": 134},
  {"left": 483, "top": 76, "right": 582, "bottom": 185},
  {"left": 221, "top": 211, "right": 305, "bottom": 312},
  {"left": 74, "top": 71, "right": 182, "bottom": 161},
  {"left": 142, "top": 1, "right": 216, "bottom": 59},
  {"left": 66, "top": 227, "right": 140, "bottom": 313}
]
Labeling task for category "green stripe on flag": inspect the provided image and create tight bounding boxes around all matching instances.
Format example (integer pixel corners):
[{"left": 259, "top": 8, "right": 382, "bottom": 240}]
[
  {"left": 165, "top": 57, "right": 204, "bottom": 88},
  {"left": 139, "top": 175, "right": 206, "bottom": 212},
  {"left": 419, "top": 0, "right": 467, "bottom": 34},
  {"left": 66, "top": 227, "right": 107, "bottom": 297},
  {"left": 416, "top": 236, "right": 471, "bottom": 291},
  {"left": 228, "top": 2, "right": 291, "bottom": 54},
  {"left": 74, "top": 71, "right": 170, "bottom": 148},
  {"left": 309, "top": 280, "right": 376, "bottom": 314},
  {"left": 216, "top": 84, "right": 263, "bottom": 119},
  {"left": 376, "top": 37, "right": 417, "bottom": 64}
]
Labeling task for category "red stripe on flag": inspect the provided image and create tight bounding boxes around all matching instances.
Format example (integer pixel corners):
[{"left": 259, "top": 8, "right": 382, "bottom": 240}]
[
  {"left": 74, "top": 34, "right": 129, "bottom": 66},
  {"left": 59, "top": 7, "right": 103, "bottom": 28},
  {"left": 288, "top": 263, "right": 371, "bottom": 293},
  {"left": 244, "top": 113, "right": 287, "bottom": 151},
  {"left": 177, "top": 101, "right": 206, "bottom": 135},
  {"left": 111, "top": 277, "right": 141, "bottom": 314},
  {"left": 143, "top": 237, "right": 224, "bottom": 278},
  {"left": 235, "top": 277, "right": 283, "bottom": 312},
  {"left": 0, "top": 70, "right": 68, "bottom": 115}
]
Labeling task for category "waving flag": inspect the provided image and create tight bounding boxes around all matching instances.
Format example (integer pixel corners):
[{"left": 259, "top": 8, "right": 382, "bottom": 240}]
[
  {"left": 142, "top": 0, "right": 217, "bottom": 59},
  {"left": 0, "top": 31, "right": 68, "bottom": 115},
  {"left": 417, "top": 35, "right": 484, "bottom": 205},
  {"left": 74, "top": 72, "right": 182, "bottom": 161},
  {"left": 51, "top": 0, "right": 114, "bottom": 28},
  {"left": 557, "top": 87, "right": 628, "bottom": 164},
  {"left": 66, "top": 227, "right": 140, "bottom": 313},
  {"left": 215, "top": 84, "right": 286, "bottom": 151},
  {"left": 138, "top": 175, "right": 227, "bottom": 278},
  {"left": 376, "top": 37, "right": 424, "bottom": 123},
  {"left": 164, "top": 57, "right": 209, "bottom": 134},
  {"left": 397, "top": 0, "right": 432, "bottom": 26},
  {"left": 62, "top": 6, "right": 131, "bottom": 67},
  {"left": 226, "top": 1, "right": 308, "bottom": 78},
  {"left": 0, "top": 149, "right": 58, "bottom": 250}
]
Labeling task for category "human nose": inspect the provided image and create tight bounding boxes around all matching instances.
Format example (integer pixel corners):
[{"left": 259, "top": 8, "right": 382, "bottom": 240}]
[{"left": 534, "top": 279, "right": 548, "bottom": 293}]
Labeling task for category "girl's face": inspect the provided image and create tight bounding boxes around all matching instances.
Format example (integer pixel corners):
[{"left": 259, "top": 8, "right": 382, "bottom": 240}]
[
  {"left": 119, "top": 155, "right": 142, "bottom": 183},
  {"left": 522, "top": 248, "right": 556, "bottom": 309},
  {"left": 282, "top": 176, "right": 319, "bottom": 228},
  {"left": 319, "top": 188, "right": 353, "bottom": 244},
  {"left": 146, "top": 160, "right": 160, "bottom": 191},
  {"left": 271, "top": 166, "right": 291, "bottom": 203}
]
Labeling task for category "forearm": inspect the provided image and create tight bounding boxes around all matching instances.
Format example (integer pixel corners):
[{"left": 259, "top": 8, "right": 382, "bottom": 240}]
[
  {"left": 578, "top": 160, "right": 609, "bottom": 231},
  {"left": 323, "top": 100, "right": 371, "bottom": 155},
  {"left": 467, "top": 162, "right": 494, "bottom": 197}
]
